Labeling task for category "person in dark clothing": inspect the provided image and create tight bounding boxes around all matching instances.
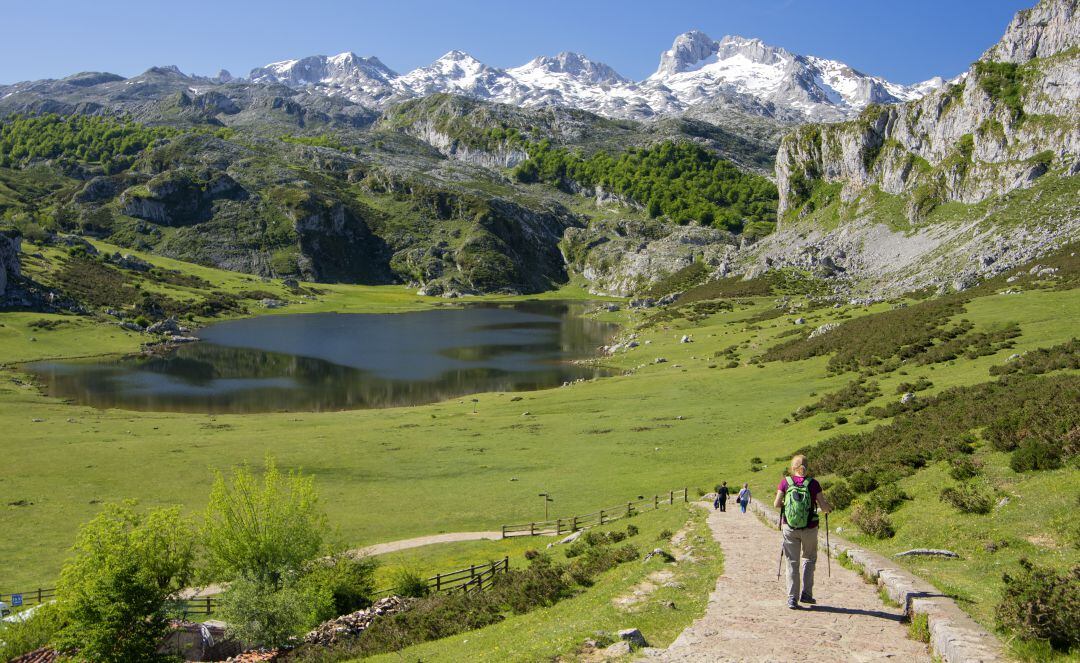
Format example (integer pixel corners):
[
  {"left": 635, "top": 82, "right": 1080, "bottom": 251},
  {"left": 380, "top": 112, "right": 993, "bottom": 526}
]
[{"left": 714, "top": 481, "right": 729, "bottom": 511}]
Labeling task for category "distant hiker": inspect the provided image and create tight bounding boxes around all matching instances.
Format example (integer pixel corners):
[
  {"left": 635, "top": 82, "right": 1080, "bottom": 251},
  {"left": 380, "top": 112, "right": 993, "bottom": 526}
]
[
  {"left": 736, "top": 483, "right": 751, "bottom": 513},
  {"left": 714, "top": 481, "right": 729, "bottom": 511},
  {"left": 773, "top": 454, "right": 832, "bottom": 609}
]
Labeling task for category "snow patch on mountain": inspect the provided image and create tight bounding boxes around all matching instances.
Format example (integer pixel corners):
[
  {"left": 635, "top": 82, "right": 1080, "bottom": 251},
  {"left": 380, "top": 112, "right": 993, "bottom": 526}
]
[{"left": 247, "top": 31, "right": 946, "bottom": 123}]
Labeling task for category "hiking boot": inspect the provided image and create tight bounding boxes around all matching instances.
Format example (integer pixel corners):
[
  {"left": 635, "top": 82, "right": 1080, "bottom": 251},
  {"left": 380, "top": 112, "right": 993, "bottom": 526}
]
[
  {"left": 800, "top": 594, "right": 816, "bottom": 604},
  {"left": 787, "top": 599, "right": 799, "bottom": 610}
]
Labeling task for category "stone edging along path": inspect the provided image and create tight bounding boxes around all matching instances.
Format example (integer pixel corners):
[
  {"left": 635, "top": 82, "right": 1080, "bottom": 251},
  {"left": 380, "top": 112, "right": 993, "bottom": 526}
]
[{"left": 749, "top": 500, "right": 1005, "bottom": 663}]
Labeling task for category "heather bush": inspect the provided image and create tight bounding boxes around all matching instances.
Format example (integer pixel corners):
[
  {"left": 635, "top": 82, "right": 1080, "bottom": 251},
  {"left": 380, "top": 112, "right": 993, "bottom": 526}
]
[
  {"left": 940, "top": 482, "right": 993, "bottom": 514},
  {"left": 996, "top": 559, "right": 1080, "bottom": 651},
  {"left": 850, "top": 504, "right": 895, "bottom": 539}
]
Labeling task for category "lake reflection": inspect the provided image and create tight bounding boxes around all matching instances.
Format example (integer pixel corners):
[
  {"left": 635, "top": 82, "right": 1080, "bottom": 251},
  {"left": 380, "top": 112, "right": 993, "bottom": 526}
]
[{"left": 25, "top": 301, "right": 618, "bottom": 413}]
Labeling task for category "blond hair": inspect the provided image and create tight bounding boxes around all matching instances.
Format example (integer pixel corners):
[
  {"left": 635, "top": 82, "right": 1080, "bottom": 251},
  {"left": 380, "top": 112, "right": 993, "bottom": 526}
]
[{"left": 790, "top": 454, "right": 807, "bottom": 476}]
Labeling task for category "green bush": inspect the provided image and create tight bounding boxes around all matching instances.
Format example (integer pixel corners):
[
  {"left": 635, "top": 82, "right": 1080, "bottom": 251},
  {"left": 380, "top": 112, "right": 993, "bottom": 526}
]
[
  {"left": 298, "top": 555, "right": 378, "bottom": 618},
  {"left": 202, "top": 456, "right": 327, "bottom": 585},
  {"left": 940, "top": 483, "right": 993, "bottom": 514},
  {"left": 0, "top": 603, "right": 65, "bottom": 662},
  {"left": 848, "top": 470, "right": 878, "bottom": 494},
  {"left": 826, "top": 481, "right": 855, "bottom": 511},
  {"left": 658, "top": 528, "right": 674, "bottom": 541},
  {"left": 1010, "top": 438, "right": 1064, "bottom": 472},
  {"left": 996, "top": 559, "right": 1080, "bottom": 651},
  {"left": 218, "top": 577, "right": 322, "bottom": 648},
  {"left": 391, "top": 568, "right": 431, "bottom": 598},
  {"left": 626, "top": 524, "right": 639, "bottom": 537},
  {"left": 863, "top": 485, "right": 909, "bottom": 513},
  {"left": 850, "top": 504, "right": 895, "bottom": 539},
  {"left": 53, "top": 503, "right": 196, "bottom": 662},
  {"left": 948, "top": 455, "right": 982, "bottom": 480},
  {"left": 613, "top": 544, "right": 641, "bottom": 563}
]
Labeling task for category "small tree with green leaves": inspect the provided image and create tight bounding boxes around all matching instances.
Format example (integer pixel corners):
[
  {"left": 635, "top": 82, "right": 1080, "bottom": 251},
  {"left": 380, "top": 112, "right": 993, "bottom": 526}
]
[
  {"left": 203, "top": 456, "right": 326, "bottom": 586},
  {"left": 53, "top": 502, "right": 196, "bottom": 662},
  {"left": 204, "top": 456, "right": 332, "bottom": 647}
]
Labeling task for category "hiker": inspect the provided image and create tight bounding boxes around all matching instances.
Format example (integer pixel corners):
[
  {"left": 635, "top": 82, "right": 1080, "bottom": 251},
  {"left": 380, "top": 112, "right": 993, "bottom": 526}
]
[
  {"left": 736, "top": 483, "right": 751, "bottom": 513},
  {"left": 773, "top": 454, "right": 832, "bottom": 609},
  {"left": 714, "top": 481, "right": 729, "bottom": 511}
]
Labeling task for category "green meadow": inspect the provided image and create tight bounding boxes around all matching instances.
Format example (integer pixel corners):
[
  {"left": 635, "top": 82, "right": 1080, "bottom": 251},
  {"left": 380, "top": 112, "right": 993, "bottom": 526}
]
[{"left": 1, "top": 239, "right": 1077, "bottom": 653}]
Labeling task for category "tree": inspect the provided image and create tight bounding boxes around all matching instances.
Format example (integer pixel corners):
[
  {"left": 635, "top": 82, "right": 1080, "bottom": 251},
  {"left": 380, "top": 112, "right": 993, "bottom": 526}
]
[
  {"left": 53, "top": 502, "right": 196, "bottom": 662},
  {"left": 203, "top": 456, "right": 327, "bottom": 586}
]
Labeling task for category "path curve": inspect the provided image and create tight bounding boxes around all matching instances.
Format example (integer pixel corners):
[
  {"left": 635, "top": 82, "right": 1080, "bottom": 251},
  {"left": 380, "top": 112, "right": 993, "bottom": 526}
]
[
  {"left": 355, "top": 531, "right": 504, "bottom": 557},
  {"left": 645, "top": 501, "right": 930, "bottom": 662},
  {"left": 180, "top": 531, "right": 507, "bottom": 598}
]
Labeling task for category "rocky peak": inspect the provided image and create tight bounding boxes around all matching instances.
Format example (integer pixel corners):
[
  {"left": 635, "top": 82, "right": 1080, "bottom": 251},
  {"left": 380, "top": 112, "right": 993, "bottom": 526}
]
[
  {"left": 214, "top": 69, "right": 234, "bottom": 83},
  {"left": 654, "top": 30, "right": 719, "bottom": 76},
  {"left": 517, "top": 52, "right": 628, "bottom": 85},
  {"left": 981, "top": 0, "right": 1078, "bottom": 63}
]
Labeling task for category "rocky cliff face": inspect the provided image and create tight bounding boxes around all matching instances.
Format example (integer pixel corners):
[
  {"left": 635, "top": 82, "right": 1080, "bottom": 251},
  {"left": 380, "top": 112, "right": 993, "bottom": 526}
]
[
  {"left": 776, "top": 0, "right": 1079, "bottom": 220},
  {"left": 753, "top": 0, "right": 1080, "bottom": 296},
  {"left": 0, "top": 231, "right": 20, "bottom": 299}
]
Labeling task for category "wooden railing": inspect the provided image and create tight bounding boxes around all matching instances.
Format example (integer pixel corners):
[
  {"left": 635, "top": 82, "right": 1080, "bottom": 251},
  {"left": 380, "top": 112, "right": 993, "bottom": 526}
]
[
  {"left": 372, "top": 556, "right": 510, "bottom": 597},
  {"left": 501, "top": 488, "right": 688, "bottom": 538},
  {"left": 0, "top": 587, "right": 55, "bottom": 610}
]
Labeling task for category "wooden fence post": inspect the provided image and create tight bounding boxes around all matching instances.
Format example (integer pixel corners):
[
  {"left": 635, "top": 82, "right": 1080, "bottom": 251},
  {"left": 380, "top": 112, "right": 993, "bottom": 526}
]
[
  {"left": 530, "top": 522, "right": 535, "bottom": 536},
  {"left": 684, "top": 487, "right": 688, "bottom": 502},
  {"left": 599, "top": 509, "right": 605, "bottom": 525},
  {"left": 502, "top": 524, "right": 507, "bottom": 538},
  {"left": 205, "top": 596, "right": 212, "bottom": 615},
  {"left": 572, "top": 515, "right": 578, "bottom": 531},
  {"left": 37, "top": 588, "right": 42, "bottom": 604},
  {"left": 670, "top": 490, "right": 674, "bottom": 504},
  {"left": 654, "top": 495, "right": 659, "bottom": 509},
  {"left": 626, "top": 501, "right": 632, "bottom": 518},
  {"left": 435, "top": 573, "right": 442, "bottom": 592},
  {"left": 556, "top": 518, "right": 562, "bottom": 535}
]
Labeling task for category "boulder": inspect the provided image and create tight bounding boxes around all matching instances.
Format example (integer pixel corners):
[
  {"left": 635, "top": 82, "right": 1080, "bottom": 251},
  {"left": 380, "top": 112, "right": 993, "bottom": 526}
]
[
  {"left": 894, "top": 549, "right": 960, "bottom": 559},
  {"left": 602, "top": 641, "right": 631, "bottom": 657},
  {"left": 558, "top": 531, "right": 583, "bottom": 545},
  {"left": 618, "top": 627, "right": 648, "bottom": 648},
  {"left": 146, "top": 317, "right": 182, "bottom": 335},
  {"left": 260, "top": 298, "right": 285, "bottom": 309},
  {"left": 900, "top": 392, "right": 917, "bottom": 404}
]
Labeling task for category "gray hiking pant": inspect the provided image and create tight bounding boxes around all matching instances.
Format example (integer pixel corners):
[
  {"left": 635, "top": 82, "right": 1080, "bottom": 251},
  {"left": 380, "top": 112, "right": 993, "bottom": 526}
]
[{"left": 782, "top": 525, "right": 818, "bottom": 601}]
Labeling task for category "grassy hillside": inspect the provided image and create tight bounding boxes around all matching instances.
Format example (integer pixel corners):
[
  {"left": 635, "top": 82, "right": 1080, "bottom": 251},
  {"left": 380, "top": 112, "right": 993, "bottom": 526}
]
[{"left": 0, "top": 236, "right": 1076, "bottom": 662}]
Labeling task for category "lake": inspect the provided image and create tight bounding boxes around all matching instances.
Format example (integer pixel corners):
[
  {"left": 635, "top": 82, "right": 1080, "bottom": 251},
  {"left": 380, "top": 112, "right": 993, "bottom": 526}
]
[{"left": 25, "top": 301, "right": 618, "bottom": 413}]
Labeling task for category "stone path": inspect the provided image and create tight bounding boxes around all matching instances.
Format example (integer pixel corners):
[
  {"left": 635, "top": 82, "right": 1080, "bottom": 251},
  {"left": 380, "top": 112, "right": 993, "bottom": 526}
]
[{"left": 646, "top": 501, "right": 930, "bottom": 662}]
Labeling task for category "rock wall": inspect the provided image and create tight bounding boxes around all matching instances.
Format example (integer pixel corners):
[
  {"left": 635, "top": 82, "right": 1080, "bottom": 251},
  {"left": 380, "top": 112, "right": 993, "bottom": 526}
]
[
  {"left": 0, "top": 231, "right": 20, "bottom": 299},
  {"left": 776, "top": 0, "right": 1079, "bottom": 220}
]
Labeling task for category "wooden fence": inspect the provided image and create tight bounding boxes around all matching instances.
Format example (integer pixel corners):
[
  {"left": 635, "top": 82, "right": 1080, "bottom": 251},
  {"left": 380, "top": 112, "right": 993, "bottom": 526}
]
[
  {"left": 4, "top": 557, "right": 511, "bottom": 620},
  {"left": 372, "top": 556, "right": 510, "bottom": 597},
  {"left": 501, "top": 488, "right": 688, "bottom": 538}
]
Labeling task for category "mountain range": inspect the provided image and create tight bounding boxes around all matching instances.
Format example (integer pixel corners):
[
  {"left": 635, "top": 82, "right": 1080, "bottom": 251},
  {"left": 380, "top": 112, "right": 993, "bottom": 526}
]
[{"left": 246, "top": 30, "right": 946, "bottom": 123}]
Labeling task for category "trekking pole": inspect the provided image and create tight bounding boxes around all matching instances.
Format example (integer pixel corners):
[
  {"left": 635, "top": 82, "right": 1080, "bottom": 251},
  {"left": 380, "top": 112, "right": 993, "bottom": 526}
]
[
  {"left": 825, "top": 513, "right": 832, "bottom": 578},
  {"left": 776, "top": 512, "right": 784, "bottom": 581}
]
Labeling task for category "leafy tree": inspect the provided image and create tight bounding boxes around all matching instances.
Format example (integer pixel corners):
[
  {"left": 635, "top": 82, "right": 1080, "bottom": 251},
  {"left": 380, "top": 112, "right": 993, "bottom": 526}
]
[
  {"left": 203, "top": 456, "right": 327, "bottom": 586},
  {"left": 53, "top": 502, "right": 196, "bottom": 662}
]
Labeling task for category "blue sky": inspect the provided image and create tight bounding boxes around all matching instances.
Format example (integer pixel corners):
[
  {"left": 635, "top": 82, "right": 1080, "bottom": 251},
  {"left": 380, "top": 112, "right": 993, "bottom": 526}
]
[{"left": 2, "top": 0, "right": 1032, "bottom": 85}]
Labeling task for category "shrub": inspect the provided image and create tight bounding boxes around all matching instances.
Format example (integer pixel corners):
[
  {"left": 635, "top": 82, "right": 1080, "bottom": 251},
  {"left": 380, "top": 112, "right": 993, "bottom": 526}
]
[
  {"left": 850, "top": 505, "right": 895, "bottom": 539},
  {"left": 826, "top": 481, "right": 855, "bottom": 511},
  {"left": 1010, "top": 438, "right": 1063, "bottom": 472},
  {"left": 835, "top": 415, "right": 849, "bottom": 425},
  {"left": 218, "top": 577, "right": 317, "bottom": 648},
  {"left": 0, "top": 603, "right": 64, "bottom": 662},
  {"left": 608, "top": 530, "right": 627, "bottom": 543},
  {"left": 391, "top": 569, "right": 431, "bottom": 598},
  {"left": 53, "top": 503, "right": 196, "bottom": 662},
  {"left": 996, "top": 559, "right": 1080, "bottom": 651},
  {"left": 626, "top": 524, "right": 639, "bottom": 537},
  {"left": 203, "top": 456, "right": 326, "bottom": 585},
  {"left": 564, "top": 541, "right": 587, "bottom": 558},
  {"left": 298, "top": 555, "right": 378, "bottom": 619},
  {"left": 584, "top": 530, "right": 610, "bottom": 546},
  {"left": 613, "top": 544, "right": 641, "bottom": 563},
  {"left": 523, "top": 548, "right": 540, "bottom": 560},
  {"left": 658, "top": 528, "right": 674, "bottom": 541},
  {"left": 940, "top": 483, "right": 993, "bottom": 514},
  {"left": 864, "top": 485, "right": 909, "bottom": 514},
  {"left": 848, "top": 470, "right": 878, "bottom": 494},
  {"left": 949, "top": 455, "right": 982, "bottom": 480}
]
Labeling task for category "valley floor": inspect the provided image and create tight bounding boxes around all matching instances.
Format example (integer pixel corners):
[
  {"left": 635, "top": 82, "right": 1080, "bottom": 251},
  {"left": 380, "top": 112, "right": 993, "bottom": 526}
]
[{"left": 1, "top": 240, "right": 1077, "bottom": 659}]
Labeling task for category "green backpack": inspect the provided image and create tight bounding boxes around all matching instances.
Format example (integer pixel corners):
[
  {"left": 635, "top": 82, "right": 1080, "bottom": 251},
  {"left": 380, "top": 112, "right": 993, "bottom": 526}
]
[{"left": 783, "top": 476, "right": 815, "bottom": 528}]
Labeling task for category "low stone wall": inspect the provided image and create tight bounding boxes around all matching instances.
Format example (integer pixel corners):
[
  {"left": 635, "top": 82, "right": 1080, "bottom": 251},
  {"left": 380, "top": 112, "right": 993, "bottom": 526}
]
[{"left": 749, "top": 499, "right": 1004, "bottom": 663}]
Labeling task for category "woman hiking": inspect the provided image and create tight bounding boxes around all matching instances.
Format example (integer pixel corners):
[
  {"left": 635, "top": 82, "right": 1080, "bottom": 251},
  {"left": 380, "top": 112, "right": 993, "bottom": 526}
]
[
  {"left": 773, "top": 454, "right": 832, "bottom": 609},
  {"left": 736, "top": 483, "right": 751, "bottom": 513}
]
